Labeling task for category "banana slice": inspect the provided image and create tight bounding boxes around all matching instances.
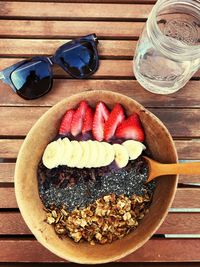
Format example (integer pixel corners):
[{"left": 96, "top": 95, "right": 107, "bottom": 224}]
[
  {"left": 67, "top": 140, "right": 83, "bottom": 168},
  {"left": 122, "top": 140, "right": 146, "bottom": 160},
  {"left": 76, "top": 141, "right": 90, "bottom": 168},
  {"left": 56, "top": 138, "right": 66, "bottom": 165},
  {"left": 102, "top": 142, "right": 115, "bottom": 166},
  {"left": 42, "top": 140, "right": 61, "bottom": 169},
  {"left": 61, "top": 138, "right": 73, "bottom": 165},
  {"left": 86, "top": 140, "right": 98, "bottom": 168},
  {"left": 93, "top": 141, "right": 106, "bottom": 168},
  {"left": 113, "top": 144, "right": 129, "bottom": 168}
]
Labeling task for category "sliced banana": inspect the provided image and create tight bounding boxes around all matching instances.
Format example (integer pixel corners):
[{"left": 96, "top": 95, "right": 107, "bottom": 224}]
[
  {"left": 102, "top": 142, "right": 115, "bottom": 166},
  {"left": 42, "top": 140, "right": 61, "bottom": 169},
  {"left": 67, "top": 140, "right": 83, "bottom": 168},
  {"left": 122, "top": 140, "right": 146, "bottom": 160},
  {"left": 93, "top": 141, "right": 106, "bottom": 168},
  {"left": 77, "top": 141, "right": 90, "bottom": 168},
  {"left": 113, "top": 144, "right": 129, "bottom": 168},
  {"left": 61, "top": 138, "right": 73, "bottom": 165},
  {"left": 86, "top": 140, "right": 98, "bottom": 168}
]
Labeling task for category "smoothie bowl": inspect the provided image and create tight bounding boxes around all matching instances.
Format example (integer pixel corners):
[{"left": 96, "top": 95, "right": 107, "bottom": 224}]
[{"left": 14, "top": 90, "right": 178, "bottom": 264}]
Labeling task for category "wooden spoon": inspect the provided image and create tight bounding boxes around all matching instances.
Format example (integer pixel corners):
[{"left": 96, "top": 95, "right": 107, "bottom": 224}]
[{"left": 144, "top": 156, "right": 200, "bottom": 183}]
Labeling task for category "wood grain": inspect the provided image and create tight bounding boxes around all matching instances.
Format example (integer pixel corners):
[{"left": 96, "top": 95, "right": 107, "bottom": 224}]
[
  {"left": 0, "top": 212, "right": 199, "bottom": 235},
  {"left": 1, "top": 139, "right": 200, "bottom": 160},
  {"left": 0, "top": 140, "right": 22, "bottom": 158},
  {"left": 0, "top": 0, "right": 156, "bottom": 3},
  {"left": 0, "top": 107, "right": 199, "bottom": 137},
  {"left": 0, "top": 2, "right": 152, "bottom": 19},
  {"left": 0, "top": 40, "right": 135, "bottom": 59},
  {"left": 0, "top": 239, "right": 199, "bottom": 262},
  {"left": 0, "top": 163, "right": 15, "bottom": 183},
  {"left": 0, "top": 188, "right": 199, "bottom": 209},
  {"left": 0, "top": 22, "right": 144, "bottom": 38},
  {"left": 1, "top": 80, "right": 200, "bottom": 108}
]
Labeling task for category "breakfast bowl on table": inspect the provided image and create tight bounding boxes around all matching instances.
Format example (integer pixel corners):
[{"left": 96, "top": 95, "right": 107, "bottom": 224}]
[{"left": 14, "top": 90, "right": 178, "bottom": 264}]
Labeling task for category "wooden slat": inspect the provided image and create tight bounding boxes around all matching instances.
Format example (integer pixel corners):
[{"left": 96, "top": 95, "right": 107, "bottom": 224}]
[
  {"left": 0, "top": 188, "right": 199, "bottom": 209},
  {"left": 151, "top": 109, "right": 200, "bottom": 138},
  {"left": 0, "top": 140, "right": 21, "bottom": 158},
  {"left": 0, "top": 239, "right": 199, "bottom": 262},
  {"left": 0, "top": 212, "right": 199, "bottom": 235},
  {"left": 1, "top": 80, "right": 200, "bottom": 108},
  {"left": 0, "top": 163, "right": 15, "bottom": 183},
  {"left": 0, "top": 0, "right": 157, "bottom": 3},
  {"left": 1, "top": 58, "right": 200, "bottom": 81},
  {"left": 0, "top": 41, "right": 135, "bottom": 60},
  {"left": 0, "top": 2, "right": 152, "bottom": 19},
  {"left": 0, "top": 22, "right": 144, "bottom": 38},
  {"left": 175, "top": 140, "right": 200, "bottom": 160},
  {"left": 0, "top": 107, "right": 199, "bottom": 137},
  {"left": 1, "top": 139, "right": 200, "bottom": 160}
]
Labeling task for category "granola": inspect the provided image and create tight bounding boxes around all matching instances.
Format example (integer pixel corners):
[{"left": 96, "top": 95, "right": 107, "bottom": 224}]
[{"left": 45, "top": 192, "right": 152, "bottom": 245}]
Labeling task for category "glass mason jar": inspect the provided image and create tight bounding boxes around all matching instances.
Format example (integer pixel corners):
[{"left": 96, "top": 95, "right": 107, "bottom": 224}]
[{"left": 133, "top": 0, "right": 200, "bottom": 94}]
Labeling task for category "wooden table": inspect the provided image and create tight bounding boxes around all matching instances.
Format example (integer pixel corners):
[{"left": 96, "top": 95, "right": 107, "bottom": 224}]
[{"left": 0, "top": 0, "right": 200, "bottom": 266}]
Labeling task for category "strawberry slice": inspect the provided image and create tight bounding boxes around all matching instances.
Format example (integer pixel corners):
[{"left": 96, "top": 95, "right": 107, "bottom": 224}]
[
  {"left": 104, "top": 103, "right": 125, "bottom": 141},
  {"left": 115, "top": 113, "right": 145, "bottom": 142},
  {"left": 92, "top": 102, "right": 110, "bottom": 141},
  {"left": 82, "top": 106, "right": 94, "bottom": 134},
  {"left": 71, "top": 100, "right": 88, "bottom": 136},
  {"left": 59, "top": 109, "right": 75, "bottom": 135}
]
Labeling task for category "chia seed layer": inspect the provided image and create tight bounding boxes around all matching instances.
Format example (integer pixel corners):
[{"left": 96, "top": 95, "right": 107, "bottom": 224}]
[{"left": 37, "top": 156, "right": 156, "bottom": 211}]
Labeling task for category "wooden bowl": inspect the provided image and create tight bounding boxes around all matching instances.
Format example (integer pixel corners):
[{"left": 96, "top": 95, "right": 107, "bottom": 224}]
[{"left": 15, "top": 90, "right": 178, "bottom": 264}]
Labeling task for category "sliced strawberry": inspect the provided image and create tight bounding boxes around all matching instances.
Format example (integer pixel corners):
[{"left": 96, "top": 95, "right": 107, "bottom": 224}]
[
  {"left": 115, "top": 113, "right": 145, "bottom": 142},
  {"left": 104, "top": 103, "right": 125, "bottom": 141},
  {"left": 59, "top": 109, "right": 75, "bottom": 135},
  {"left": 71, "top": 100, "right": 88, "bottom": 136},
  {"left": 92, "top": 102, "right": 110, "bottom": 141},
  {"left": 82, "top": 106, "right": 94, "bottom": 134}
]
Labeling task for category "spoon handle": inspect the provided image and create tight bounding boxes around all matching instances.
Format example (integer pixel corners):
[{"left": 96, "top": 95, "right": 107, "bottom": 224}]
[{"left": 155, "top": 162, "right": 200, "bottom": 177}]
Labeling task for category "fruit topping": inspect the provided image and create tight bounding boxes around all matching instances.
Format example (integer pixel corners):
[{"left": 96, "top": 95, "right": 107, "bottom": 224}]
[
  {"left": 104, "top": 103, "right": 125, "bottom": 141},
  {"left": 113, "top": 144, "right": 129, "bottom": 168},
  {"left": 71, "top": 101, "right": 88, "bottom": 137},
  {"left": 42, "top": 138, "right": 145, "bottom": 170},
  {"left": 42, "top": 141, "right": 62, "bottom": 169},
  {"left": 59, "top": 109, "right": 75, "bottom": 135},
  {"left": 122, "top": 140, "right": 146, "bottom": 160},
  {"left": 92, "top": 102, "right": 110, "bottom": 141},
  {"left": 82, "top": 106, "right": 94, "bottom": 134},
  {"left": 115, "top": 114, "right": 145, "bottom": 142}
]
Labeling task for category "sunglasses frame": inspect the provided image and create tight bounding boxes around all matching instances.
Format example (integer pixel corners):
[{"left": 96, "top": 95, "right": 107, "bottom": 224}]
[{"left": 0, "top": 34, "right": 99, "bottom": 98}]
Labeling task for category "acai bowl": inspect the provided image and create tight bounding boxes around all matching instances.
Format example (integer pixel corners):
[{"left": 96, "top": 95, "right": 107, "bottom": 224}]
[{"left": 15, "top": 90, "right": 178, "bottom": 264}]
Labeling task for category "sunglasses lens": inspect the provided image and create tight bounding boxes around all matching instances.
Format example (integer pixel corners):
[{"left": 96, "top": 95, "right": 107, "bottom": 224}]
[
  {"left": 59, "top": 41, "right": 98, "bottom": 78},
  {"left": 10, "top": 60, "right": 52, "bottom": 100}
]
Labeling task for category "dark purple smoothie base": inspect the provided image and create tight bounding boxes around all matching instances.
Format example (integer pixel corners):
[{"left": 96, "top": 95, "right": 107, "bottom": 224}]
[{"left": 37, "top": 156, "right": 156, "bottom": 212}]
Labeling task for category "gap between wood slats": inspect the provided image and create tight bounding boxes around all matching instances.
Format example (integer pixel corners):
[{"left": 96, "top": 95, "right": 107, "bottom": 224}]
[
  {"left": 0, "top": 2, "right": 152, "bottom": 20},
  {"left": 0, "top": 22, "right": 144, "bottom": 39},
  {"left": 0, "top": 212, "right": 199, "bottom": 235},
  {"left": 1, "top": 80, "right": 200, "bottom": 108},
  {"left": 0, "top": 107, "right": 199, "bottom": 137},
  {"left": 0, "top": 188, "right": 199, "bottom": 209},
  {"left": 0, "top": 239, "right": 199, "bottom": 262},
  {"left": 1, "top": 139, "right": 200, "bottom": 160}
]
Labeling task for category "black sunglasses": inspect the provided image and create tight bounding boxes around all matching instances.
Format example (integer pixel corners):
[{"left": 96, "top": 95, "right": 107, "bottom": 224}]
[{"left": 0, "top": 34, "right": 99, "bottom": 100}]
